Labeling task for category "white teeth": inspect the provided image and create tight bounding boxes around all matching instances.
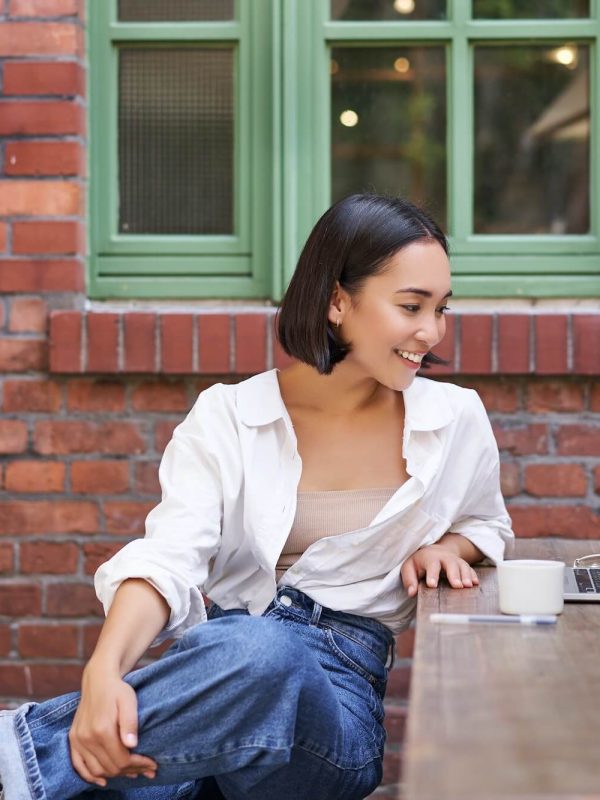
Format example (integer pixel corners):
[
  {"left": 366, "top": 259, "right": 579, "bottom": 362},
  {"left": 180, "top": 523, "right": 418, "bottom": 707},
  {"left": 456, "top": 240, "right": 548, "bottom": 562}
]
[{"left": 395, "top": 349, "right": 423, "bottom": 363}]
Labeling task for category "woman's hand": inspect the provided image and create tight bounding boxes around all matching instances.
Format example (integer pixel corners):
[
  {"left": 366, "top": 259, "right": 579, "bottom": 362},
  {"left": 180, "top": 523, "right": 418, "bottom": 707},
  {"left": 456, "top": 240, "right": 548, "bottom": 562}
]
[
  {"left": 68, "top": 660, "right": 158, "bottom": 787},
  {"left": 401, "top": 543, "right": 480, "bottom": 598}
]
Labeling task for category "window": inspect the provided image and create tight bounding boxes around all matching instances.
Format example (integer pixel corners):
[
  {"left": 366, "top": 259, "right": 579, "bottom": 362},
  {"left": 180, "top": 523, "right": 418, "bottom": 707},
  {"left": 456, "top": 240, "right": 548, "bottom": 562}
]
[
  {"left": 89, "top": 0, "right": 600, "bottom": 299},
  {"left": 88, "top": 0, "right": 274, "bottom": 298}
]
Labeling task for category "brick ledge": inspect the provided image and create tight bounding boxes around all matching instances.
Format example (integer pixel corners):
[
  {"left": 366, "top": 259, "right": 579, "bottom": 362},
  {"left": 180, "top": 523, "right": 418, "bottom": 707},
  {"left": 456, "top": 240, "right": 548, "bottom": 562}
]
[{"left": 48, "top": 310, "right": 599, "bottom": 376}]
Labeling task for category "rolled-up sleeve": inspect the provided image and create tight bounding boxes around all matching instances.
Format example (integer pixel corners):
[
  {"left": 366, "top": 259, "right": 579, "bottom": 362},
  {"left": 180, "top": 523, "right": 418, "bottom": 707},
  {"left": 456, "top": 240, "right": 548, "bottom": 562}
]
[
  {"left": 94, "top": 390, "right": 223, "bottom": 645},
  {"left": 448, "top": 392, "right": 515, "bottom": 565},
  {"left": 448, "top": 460, "right": 515, "bottom": 565}
]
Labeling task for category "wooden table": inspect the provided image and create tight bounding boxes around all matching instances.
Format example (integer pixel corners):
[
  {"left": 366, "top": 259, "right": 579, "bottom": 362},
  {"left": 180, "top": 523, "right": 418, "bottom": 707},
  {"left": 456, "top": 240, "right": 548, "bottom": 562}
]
[{"left": 401, "top": 538, "right": 600, "bottom": 800}]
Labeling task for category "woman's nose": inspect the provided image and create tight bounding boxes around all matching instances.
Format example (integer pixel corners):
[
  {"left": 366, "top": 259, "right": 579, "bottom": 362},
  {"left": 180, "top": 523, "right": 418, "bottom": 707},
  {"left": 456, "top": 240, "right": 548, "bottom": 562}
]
[{"left": 416, "top": 313, "right": 445, "bottom": 348}]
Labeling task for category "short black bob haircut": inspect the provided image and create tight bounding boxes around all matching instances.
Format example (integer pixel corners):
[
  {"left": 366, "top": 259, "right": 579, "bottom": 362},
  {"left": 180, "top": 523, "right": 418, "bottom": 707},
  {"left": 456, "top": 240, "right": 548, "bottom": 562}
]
[{"left": 276, "top": 193, "right": 450, "bottom": 376}]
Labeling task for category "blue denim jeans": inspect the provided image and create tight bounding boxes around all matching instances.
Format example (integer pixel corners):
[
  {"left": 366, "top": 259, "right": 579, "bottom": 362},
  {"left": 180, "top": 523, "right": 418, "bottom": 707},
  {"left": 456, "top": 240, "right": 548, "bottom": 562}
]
[{"left": 0, "top": 587, "right": 394, "bottom": 800}]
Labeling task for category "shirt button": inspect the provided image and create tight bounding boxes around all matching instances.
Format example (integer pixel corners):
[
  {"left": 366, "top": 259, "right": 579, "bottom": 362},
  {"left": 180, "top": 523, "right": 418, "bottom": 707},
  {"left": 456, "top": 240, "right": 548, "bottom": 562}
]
[{"left": 279, "top": 594, "right": 293, "bottom": 606}]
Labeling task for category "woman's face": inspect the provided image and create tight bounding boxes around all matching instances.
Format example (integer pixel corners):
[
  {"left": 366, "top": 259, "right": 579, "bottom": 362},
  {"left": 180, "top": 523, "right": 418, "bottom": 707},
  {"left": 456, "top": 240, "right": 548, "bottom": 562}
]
[{"left": 330, "top": 240, "right": 451, "bottom": 392}]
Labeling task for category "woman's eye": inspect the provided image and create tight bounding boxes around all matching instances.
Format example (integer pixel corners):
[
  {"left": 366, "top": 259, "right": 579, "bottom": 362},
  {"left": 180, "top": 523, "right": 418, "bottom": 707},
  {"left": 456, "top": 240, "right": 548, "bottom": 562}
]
[{"left": 399, "top": 304, "right": 451, "bottom": 314}]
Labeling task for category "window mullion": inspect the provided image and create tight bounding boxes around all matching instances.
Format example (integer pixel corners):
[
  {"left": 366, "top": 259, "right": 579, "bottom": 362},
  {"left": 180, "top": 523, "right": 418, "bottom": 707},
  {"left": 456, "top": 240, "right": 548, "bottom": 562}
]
[
  {"left": 590, "top": 9, "right": 600, "bottom": 240},
  {"left": 592, "top": 38, "right": 599, "bottom": 238},
  {"left": 280, "top": 0, "right": 329, "bottom": 295},
  {"left": 271, "top": 0, "right": 284, "bottom": 301},
  {"left": 449, "top": 1, "right": 471, "bottom": 244},
  {"left": 91, "top": 0, "right": 119, "bottom": 254}
]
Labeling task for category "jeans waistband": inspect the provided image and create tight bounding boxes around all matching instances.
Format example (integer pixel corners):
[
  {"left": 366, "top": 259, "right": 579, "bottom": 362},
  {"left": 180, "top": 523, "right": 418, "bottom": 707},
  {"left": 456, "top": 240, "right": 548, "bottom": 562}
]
[{"left": 272, "top": 586, "right": 396, "bottom": 669}]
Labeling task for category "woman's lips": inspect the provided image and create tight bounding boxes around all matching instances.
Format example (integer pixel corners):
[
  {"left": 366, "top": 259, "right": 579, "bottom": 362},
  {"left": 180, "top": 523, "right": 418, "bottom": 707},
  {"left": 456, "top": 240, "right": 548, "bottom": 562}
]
[{"left": 394, "top": 351, "right": 421, "bottom": 370}]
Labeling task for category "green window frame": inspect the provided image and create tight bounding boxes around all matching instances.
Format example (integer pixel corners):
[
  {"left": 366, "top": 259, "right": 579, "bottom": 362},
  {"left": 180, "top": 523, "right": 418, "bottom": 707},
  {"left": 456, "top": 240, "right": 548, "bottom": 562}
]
[
  {"left": 284, "top": 0, "right": 600, "bottom": 298},
  {"left": 88, "top": 0, "right": 275, "bottom": 298},
  {"left": 89, "top": 0, "right": 600, "bottom": 300}
]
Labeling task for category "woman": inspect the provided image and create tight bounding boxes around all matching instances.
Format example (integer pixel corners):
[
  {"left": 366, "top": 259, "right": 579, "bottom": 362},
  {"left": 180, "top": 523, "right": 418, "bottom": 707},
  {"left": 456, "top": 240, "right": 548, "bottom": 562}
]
[{"left": 0, "top": 194, "right": 513, "bottom": 800}]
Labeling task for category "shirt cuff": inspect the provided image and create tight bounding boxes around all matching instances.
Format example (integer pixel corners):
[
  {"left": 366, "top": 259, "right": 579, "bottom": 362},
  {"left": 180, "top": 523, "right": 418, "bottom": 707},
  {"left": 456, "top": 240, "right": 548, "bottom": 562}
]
[
  {"left": 94, "top": 561, "right": 207, "bottom": 647},
  {"left": 447, "top": 519, "right": 515, "bottom": 566}
]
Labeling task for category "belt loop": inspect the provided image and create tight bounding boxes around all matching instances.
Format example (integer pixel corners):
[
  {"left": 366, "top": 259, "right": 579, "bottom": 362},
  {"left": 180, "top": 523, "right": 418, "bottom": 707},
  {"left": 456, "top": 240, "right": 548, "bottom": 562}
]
[
  {"left": 309, "top": 600, "right": 323, "bottom": 626},
  {"left": 385, "top": 636, "right": 396, "bottom": 669}
]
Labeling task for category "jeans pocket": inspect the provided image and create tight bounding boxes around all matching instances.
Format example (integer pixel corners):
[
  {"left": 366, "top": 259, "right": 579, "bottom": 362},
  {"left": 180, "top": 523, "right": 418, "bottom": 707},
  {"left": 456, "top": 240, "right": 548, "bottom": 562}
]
[{"left": 324, "top": 626, "right": 387, "bottom": 687}]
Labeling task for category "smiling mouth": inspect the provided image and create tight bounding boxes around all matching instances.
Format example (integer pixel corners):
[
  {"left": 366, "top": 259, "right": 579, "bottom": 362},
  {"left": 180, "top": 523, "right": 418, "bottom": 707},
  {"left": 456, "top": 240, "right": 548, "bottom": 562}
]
[{"left": 393, "top": 349, "right": 424, "bottom": 364}]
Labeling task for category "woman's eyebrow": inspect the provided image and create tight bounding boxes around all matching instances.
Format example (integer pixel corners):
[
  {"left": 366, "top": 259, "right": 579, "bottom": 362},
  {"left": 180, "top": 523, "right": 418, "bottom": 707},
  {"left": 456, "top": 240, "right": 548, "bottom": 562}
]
[{"left": 394, "top": 287, "right": 453, "bottom": 299}]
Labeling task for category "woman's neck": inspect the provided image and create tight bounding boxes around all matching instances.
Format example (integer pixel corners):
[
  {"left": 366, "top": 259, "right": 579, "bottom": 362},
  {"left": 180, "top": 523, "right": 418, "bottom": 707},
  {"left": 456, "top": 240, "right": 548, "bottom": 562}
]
[{"left": 277, "top": 362, "right": 396, "bottom": 418}]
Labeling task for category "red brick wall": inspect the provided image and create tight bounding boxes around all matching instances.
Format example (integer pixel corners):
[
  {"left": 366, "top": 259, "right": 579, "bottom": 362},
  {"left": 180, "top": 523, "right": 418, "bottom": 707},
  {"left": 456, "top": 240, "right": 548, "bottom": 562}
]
[{"left": 0, "top": 3, "right": 599, "bottom": 796}]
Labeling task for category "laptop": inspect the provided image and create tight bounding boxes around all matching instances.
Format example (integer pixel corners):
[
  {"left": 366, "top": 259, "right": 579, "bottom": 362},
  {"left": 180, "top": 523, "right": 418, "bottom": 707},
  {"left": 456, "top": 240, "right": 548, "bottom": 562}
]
[{"left": 564, "top": 565, "right": 600, "bottom": 601}]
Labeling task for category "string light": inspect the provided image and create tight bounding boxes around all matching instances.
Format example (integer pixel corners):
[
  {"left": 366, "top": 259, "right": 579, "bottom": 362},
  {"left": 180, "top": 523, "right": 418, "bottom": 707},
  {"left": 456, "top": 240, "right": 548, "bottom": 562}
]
[
  {"left": 394, "top": 0, "right": 415, "bottom": 14},
  {"left": 553, "top": 46, "right": 577, "bottom": 67},
  {"left": 340, "top": 109, "right": 359, "bottom": 127},
  {"left": 394, "top": 57, "right": 410, "bottom": 73}
]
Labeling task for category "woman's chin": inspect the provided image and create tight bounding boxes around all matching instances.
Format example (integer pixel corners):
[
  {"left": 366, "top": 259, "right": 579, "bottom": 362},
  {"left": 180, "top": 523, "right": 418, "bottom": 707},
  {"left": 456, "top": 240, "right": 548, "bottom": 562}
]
[{"left": 383, "top": 369, "right": 417, "bottom": 393}]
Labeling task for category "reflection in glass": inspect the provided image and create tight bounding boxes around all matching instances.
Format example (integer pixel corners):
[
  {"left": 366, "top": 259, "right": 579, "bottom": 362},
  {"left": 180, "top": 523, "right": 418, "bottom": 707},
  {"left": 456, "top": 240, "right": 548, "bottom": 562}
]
[
  {"left": 331, "top": 0, "right": 446, "bottom": 21},
  {"left": 474, "top": 45, "right": 589, "bottom": 234},
  {"left": 331, "top": 47, "right": 446, "bottom": 227},
  {"left": 119, "top": 0, "right": 234, "bottom": 22},
  {"left": 119, "top": 48, "right": 234, "bottom": 235},
  {"left": 473, "top": 0, "right": 588, "bottom": 19}
]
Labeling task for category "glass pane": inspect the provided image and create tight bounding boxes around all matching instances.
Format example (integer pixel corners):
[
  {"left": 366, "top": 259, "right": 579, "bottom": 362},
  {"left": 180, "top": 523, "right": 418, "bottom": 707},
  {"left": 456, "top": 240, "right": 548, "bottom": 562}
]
[
  {"left": 473, "top": 0, "right": 588, "bottom": 19},
  {"left": 119, "top": 48, "right": 234, "bottom": 235},
  {"left": 331, "top": 47, "right": 447, "bottom": 228},
  {"left": 331, "top": 0, "right": 446, "bottom": 20},
  {"left": 474, "top": 45, "right": 589, "bottom": 234},
  {"left": 119, "top": 0, "right": 234, "bottom": 22}
]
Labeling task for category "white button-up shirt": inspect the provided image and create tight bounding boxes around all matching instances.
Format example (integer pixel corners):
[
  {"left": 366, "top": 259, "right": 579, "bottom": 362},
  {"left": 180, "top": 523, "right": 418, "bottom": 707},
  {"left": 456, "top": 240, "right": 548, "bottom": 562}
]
[{"left": 95, "top": 370, "right": 514, "bottom": 639}]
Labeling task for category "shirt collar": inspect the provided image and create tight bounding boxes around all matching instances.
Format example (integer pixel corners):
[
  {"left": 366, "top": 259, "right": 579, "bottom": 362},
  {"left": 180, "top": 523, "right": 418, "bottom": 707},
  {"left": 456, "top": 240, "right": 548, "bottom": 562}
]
[
  {"left": 402, "top": 375, "right": 455, "bottom": 432},
  {"left": 237, "top": 369, "right": 286, "bottom": 427},
  {"left": 237, "top": 369, "right": 454, "bottom": 432}
]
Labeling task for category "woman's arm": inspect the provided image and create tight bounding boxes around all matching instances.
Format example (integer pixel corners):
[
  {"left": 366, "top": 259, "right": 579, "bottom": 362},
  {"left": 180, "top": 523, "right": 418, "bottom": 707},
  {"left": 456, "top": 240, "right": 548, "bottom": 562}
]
[
  {"left": 433, "top": 531, "right": 484, "bottom": 564},
  {"left": 69, "top": 578, "right": 170, "bottom": 787},
  {"left": 88, "top": 577, "right": 170, "bottom": 676}
]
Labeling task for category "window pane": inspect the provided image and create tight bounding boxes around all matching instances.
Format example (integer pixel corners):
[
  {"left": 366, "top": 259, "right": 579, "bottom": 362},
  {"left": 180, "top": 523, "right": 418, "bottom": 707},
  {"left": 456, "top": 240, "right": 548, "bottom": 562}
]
[
  {"left": 118, "top": 0, "right": 234, "bottom": 22},
  {"left": 474, "top": 45, "right": 589, "bottom": 234},
  {"left": 119, "top": 48, "right": 234, "bottom": 235},
  {"left": 331, "top": 47, "right": 447, "bottom": 227},
  {"left": 331, "top": 0, "right": 446, "bottom": 21},
  {"left": 473, "top": 0, "right": 588, "bottom": 19}
]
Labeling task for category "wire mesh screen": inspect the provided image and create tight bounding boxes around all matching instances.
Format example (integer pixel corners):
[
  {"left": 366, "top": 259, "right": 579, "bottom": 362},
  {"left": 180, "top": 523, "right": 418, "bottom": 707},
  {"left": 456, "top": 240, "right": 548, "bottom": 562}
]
[
  {"left": 119, "top": 0, "right": 234, "bottom": 21},
  {"left": 118, "top": 48, "right": 234, "bottom": 235}
]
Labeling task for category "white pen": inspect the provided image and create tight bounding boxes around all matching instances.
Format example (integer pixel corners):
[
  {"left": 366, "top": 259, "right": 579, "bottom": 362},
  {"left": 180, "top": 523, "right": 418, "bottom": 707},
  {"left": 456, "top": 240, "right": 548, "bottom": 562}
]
[{"left": 429, "top": 613, "right": 557, "bottom": 626}]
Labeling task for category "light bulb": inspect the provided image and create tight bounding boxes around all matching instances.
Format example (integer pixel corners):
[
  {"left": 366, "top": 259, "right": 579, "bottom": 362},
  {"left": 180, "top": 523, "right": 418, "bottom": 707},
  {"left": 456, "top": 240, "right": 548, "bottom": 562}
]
[{"left": 340, "top": 110, "right": 359, "bottom": 127}]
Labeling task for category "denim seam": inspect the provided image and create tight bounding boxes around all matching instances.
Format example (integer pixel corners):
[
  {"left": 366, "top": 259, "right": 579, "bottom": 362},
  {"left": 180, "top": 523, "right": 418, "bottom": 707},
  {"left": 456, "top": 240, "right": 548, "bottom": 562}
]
[
  {"left": 294, "top": 739, "right": 382, "bottom": 772},
  {"left": 15, "top": 709, "right": 47, "bottom": 800},
  {"left": 27, "top": 697, "right": 79, "bottom": 730},
  {"left": 155, "top": 741, "right": 292, "bottom": 765}
]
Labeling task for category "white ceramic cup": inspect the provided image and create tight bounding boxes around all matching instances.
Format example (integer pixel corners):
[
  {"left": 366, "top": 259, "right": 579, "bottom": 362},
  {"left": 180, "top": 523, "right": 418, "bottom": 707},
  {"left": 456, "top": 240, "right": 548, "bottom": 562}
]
[{"left": 497, "top": 559, "right": 565, "bottom": 615}]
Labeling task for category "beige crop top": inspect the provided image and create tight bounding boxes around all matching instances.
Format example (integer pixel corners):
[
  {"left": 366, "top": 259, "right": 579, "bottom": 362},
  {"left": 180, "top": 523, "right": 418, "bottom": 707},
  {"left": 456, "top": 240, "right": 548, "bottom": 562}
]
[{"left": 275, "top": 487, "right": 397, "bottom": 581}]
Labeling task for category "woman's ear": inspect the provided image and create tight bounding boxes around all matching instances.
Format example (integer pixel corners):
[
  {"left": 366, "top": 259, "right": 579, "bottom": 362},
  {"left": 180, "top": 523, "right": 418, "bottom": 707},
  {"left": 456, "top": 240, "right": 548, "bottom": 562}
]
[{"left": 327, "top": 281, "right": 347, "bottom": 326}]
